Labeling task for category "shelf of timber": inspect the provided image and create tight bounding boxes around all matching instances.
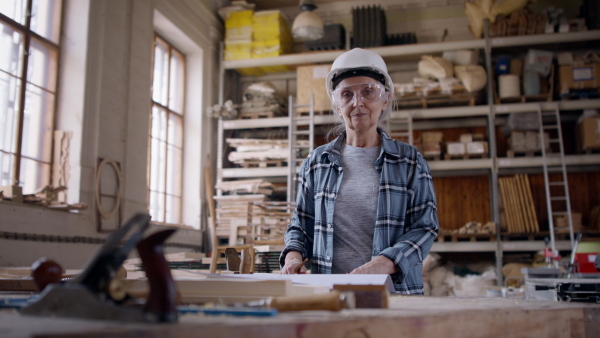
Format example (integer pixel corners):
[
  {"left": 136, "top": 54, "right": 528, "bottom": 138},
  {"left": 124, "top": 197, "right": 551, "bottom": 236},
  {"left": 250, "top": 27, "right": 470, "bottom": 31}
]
[
  {"left": 506, "top": 149, "right": 543, "bottom": 158},
  {"left": 395, "top": 90, "right": 481, "bottom": 109},
  {"left": 234, "top": 159, "right": 287, "bottom": 168},
  {"left": 444, "top": 152, "right": 488, "bottom": 160},
  {"left": 237, "top": 111, "right": 283, "bottom": 119},
  {"left": 436, "top": 231, "right": 600, "bottom": 244}
]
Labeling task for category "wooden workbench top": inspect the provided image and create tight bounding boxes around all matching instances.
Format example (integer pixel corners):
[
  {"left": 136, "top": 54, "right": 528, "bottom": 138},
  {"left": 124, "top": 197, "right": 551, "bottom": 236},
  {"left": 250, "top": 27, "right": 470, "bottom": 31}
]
[{"left": 1, "top": 296, "right": 598, "bottom": 337}]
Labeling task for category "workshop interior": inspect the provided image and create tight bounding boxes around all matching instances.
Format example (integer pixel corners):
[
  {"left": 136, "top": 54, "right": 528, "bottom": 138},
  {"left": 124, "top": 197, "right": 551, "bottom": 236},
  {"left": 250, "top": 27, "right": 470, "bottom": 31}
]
[{"left": 1, "top": 0, "right": 600, "bottom": 336}]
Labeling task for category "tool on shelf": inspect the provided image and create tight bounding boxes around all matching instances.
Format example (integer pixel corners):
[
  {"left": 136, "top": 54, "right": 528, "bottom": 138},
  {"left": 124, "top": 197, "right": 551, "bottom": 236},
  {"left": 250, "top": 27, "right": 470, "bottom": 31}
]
[
  {"left": 567, "top": 231, "right": 583, "bottom": 278},
  {"left": 20, "top": 213, "right": 179, "bottom": 323}
]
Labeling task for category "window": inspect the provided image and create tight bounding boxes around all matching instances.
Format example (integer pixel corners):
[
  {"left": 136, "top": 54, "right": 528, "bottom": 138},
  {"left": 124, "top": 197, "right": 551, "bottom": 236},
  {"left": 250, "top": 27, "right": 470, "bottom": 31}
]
[
  {"left": 149, "top": 34, "right": 184, "bottom": 224},
  {"left": 0, "top": 0, "right": 62, "bottom": 194}
]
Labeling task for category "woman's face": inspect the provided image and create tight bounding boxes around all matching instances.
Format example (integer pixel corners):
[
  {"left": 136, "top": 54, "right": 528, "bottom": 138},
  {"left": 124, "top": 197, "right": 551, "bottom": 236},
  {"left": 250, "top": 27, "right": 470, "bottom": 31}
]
[{"left": 333, "top": 76, "right": 389, "bottom": 135}]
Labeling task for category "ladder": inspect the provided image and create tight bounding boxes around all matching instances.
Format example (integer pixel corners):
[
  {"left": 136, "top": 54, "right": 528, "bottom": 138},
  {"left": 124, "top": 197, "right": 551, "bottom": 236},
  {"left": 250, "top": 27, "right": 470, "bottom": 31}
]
[
  {"left": 387, "top": 111, "right": 413, "bottom": 145},
  {"left": 287, "top": 94, "right": 315, "bottom": 203},
  {"left": 537, "top": 103, "right": 574, "bottom": 254}
]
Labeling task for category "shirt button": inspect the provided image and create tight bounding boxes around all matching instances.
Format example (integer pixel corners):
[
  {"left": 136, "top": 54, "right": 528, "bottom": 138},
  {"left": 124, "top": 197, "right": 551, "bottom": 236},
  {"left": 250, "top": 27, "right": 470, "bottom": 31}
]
[
  {"left": 327, "top": 224, "right": 332, "bottom": 229},
  {"left": 326, "top": 256, "right": 331, "bottom": 261}
]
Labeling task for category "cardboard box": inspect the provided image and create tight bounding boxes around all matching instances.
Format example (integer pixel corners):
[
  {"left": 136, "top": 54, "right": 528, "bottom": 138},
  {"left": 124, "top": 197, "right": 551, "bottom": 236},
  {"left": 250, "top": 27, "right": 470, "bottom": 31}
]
[
  {"left": 296, "top": 64, "right": 332, "bottom": 113},
  {"left": 558, "top": 63, "right": 600, "bottom": 95},
  {"left": 459, "top": 133, "right": 473, "bottom": 143},
  {"left": 524, "top": 49, "right": 553, "bottom": 76},
  {"left": 446, "top": 142, "right": 466, "bottom": 155},
  {"left": 421, "top": 142, "right": 441, "bottom": 156},
  {"left": 577, "top": 117, "right": 600, "bottom": 151},
  {"left": 422, "top": 131, "right": 444, "bottom": 143},
  {"left": 554, "top": 212, "right": 582, "bottom": 232},
  {"left": 466, "top": 141, "right": 488, "bottom": 155}
]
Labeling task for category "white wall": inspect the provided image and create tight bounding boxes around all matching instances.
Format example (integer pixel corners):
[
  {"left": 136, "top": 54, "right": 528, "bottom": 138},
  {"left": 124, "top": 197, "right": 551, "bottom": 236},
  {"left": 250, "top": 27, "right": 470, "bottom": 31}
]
[{"left": 0, "top": 0, "right": 221, "bottom": 268}]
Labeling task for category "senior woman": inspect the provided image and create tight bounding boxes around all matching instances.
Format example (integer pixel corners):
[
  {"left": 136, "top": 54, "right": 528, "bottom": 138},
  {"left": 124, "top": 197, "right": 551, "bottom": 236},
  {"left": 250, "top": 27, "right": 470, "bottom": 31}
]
[{"left": 279, "top": 48, "right": 439, "bottom": 294}]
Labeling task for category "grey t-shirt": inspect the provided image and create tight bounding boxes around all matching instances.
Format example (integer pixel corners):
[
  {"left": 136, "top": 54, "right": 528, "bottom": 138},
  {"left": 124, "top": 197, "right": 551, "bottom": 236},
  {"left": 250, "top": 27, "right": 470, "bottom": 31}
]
[{"left": 332, "top": 143, "right": 380, "bottom": 274}]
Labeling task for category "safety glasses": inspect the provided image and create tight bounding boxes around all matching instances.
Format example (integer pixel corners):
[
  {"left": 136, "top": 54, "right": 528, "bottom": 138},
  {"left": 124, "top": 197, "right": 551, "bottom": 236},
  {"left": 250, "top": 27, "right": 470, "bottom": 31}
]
[{"left": 332, "top": 82, "right": 387, "bottom": 107}]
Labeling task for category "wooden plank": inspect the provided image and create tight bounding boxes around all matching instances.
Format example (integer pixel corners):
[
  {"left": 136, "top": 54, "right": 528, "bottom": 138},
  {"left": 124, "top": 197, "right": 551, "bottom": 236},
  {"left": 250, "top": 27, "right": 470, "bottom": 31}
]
[
  {"left": 501, "top": 177, "right": 516, "bottom": 233},
  {"left": 514, "top": 174, "right": 530, "bottom": 233},
  {"left": 523, "top": 174, "right": 540, "bottom": 232},
  {"left": 499, "top": 178, "right": 514, "bottom": 233},
  {"left": 1, "top": 296, "right": 598, "bottom": 337},
  {"left": 517, "top": 174, "right": 535, "bottom": 233},
  {"left": 507, "top": 176, "right": 523, "bottom": 233}
]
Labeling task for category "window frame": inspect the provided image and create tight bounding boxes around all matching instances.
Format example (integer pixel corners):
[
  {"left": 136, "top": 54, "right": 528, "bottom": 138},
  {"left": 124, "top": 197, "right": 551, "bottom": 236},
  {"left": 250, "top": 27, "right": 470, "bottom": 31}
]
[
  {"left": 148, "top": 32, "right": 186, "bottom": 225},
  {"left": 0, "top": 1, "right": 63, "bottom": 193}
]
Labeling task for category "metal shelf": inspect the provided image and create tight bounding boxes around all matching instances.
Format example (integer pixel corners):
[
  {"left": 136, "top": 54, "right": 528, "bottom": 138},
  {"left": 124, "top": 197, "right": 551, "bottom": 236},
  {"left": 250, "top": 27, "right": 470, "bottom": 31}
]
[
  {"left": 494, "top": 99, "right": 600, "bottom": 115},
  {"left": 490, "top": 30, "right": 600, "bottom": 48},
  {"left": 223, "top": 39, "right": 486, "bottom": 70},
  {"left": 222, "top": 31, "right": 600, "bottom": 70},
  {"left": 429, "top": 158, "right": 493, "bottom": 171},
  {"left": 431, "top": 240, "right": 572, "bottom": 252},
  {"left": 498, "top": 154, "right": 600, "bottom": 169},
  {"left": 397, "top": 105, "right": 490, "bottom": 120}
]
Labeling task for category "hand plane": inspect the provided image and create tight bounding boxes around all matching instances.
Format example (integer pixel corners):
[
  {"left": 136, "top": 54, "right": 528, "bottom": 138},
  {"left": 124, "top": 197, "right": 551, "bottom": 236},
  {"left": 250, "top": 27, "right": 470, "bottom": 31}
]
[{"left": 20, "top": 213, "right": 179, "bottom": 323}]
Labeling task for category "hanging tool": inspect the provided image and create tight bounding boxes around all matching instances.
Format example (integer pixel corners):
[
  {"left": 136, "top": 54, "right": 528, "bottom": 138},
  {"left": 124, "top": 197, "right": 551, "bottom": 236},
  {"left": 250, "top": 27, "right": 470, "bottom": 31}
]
[
  {"left": 20, "top": 213, "right": 179, "bottom": 323},
  {"left": 567, "top": 231, "right": 584, "bottom": 278}
]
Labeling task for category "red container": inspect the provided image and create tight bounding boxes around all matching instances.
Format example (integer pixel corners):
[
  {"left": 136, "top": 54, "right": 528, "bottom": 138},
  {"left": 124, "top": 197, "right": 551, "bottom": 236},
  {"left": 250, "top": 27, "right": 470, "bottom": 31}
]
[{"left": 575, "top": 253, "right": 599, "bottom": 273}]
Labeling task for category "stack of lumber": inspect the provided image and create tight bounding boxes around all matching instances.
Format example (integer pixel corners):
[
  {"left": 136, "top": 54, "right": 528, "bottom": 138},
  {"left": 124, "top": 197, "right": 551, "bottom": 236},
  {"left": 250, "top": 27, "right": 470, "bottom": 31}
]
[
  {"left": 214, "top": 194, "right": 267, "bottom": 245},
  {"left": 216, "top": 179, "right": 274, "bottom": 195},
  {"left": 242, "top": 201, "right": 294, "bottom": 246},
  {"left": 498, "top": 174, "right": 539, "bottom": 233},
  {"left": 226, "top": 138, "right": 290, "bottom": 167}
]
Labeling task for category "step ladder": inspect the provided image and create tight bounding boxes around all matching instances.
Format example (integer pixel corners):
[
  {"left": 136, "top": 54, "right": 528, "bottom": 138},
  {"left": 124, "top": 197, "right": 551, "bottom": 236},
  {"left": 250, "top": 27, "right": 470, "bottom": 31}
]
[
  {"left": 387, "top": 112, "right": 413, "bottom": 145},
  {"left": 287, "top": 94, "right": 315, "bottom": 203},
  {"left": 537, "top": 103, "right": 574, "bottom": 253}
]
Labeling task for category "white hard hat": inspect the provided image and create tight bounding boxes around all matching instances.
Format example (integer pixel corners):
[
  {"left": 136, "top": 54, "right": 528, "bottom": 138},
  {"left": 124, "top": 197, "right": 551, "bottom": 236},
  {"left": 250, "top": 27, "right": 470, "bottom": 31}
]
[{"left": 326, "top": 48, "right": 394, "bottom": 100}]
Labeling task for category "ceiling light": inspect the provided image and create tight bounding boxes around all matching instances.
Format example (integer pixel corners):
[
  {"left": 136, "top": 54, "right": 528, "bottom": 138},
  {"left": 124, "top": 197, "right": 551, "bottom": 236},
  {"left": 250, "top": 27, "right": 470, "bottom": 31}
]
[{"left": 292, "top": 0, "right": 324, "bottom": 41}]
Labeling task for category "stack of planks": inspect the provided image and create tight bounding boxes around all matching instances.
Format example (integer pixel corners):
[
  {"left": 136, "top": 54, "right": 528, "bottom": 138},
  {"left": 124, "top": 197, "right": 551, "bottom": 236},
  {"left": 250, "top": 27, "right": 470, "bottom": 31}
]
[
  {"left": 214, "top": 194, "right": 267, "bottom": 245},
  {"left": 242, "top": 201, "right": 295, "bottom": 247},
  {"left": 498, "top": 174, "right": 539, "bottom": 233}
]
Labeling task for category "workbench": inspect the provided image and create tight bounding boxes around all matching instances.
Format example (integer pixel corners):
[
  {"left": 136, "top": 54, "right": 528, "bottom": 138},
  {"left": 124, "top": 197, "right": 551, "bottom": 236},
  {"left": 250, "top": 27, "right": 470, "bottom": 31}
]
[{"left": 1, "top": 296, "right": 598, "bottom": 337}]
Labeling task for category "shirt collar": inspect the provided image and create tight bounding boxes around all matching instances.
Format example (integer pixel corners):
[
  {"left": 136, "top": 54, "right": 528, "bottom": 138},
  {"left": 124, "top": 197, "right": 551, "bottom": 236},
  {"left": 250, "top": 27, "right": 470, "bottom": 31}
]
[{"left": 323, "top": 128, "right": 400, "bottom": 165}]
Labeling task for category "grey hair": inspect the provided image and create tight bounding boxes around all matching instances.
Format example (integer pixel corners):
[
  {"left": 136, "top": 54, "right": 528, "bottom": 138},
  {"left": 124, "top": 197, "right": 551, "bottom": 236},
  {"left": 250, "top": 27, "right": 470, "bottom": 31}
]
[{"left": 325, "top": 92, "right": 397, "bottom": 141}]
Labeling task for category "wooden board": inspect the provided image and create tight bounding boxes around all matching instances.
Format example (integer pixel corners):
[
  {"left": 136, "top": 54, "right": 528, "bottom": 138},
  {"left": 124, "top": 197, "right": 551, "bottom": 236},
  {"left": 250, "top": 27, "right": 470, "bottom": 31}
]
[{"left": 2, "top": 296, "right": 598, "bottom": 337}]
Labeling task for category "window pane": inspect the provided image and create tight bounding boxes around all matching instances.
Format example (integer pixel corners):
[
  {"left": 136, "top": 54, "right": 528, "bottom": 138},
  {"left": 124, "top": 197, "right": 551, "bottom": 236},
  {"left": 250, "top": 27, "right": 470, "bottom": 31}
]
[
  {"left": 167, "top": 113, "right": 182, "bottom": 148},
  {"left": 169, "top": 49, "right": 185, "bottom": 113},
  {"left": 151, "top": 106, "right": 168, "bottom": 141},
  {"left": 0, "top": 73, "right": 21, "bottom": 153},
  {"left": 165, "top": 195, "right": 181, "bottom": 224},
  {"left": 0, "top": 22, "right": 24, "bottom": 77},
  {"left": 19, "top": 157, "right": 50, "bottom": 194},
  {"left": 0, "top": 0, "right": 27, "bottom": 25},
  {"left": 149, "top": 190, "right": 164, "bottom": 223},
  {"left": 21, "top": 84, "right": 54, "bottom": 162},
  {"left": 166, "top": 145, "right": 181, "bottom": 196},
  {"left": 0, "top": 151, "right": 15, "bottom": 186},
  {"left": 27, "top": 38, "right": 58, "bottom": 91},
  {"left": 31, "top": 0, "right": 62, "bottom": 43},
  {"left": 152, "top": 39, "right": 169, "bottom": 106}
]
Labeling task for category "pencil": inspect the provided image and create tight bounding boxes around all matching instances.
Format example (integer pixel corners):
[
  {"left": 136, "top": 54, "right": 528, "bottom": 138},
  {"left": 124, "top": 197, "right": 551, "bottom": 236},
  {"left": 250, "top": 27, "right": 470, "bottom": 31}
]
[{"left": 294, "top": 258, "right": 309, "bottom": 274}]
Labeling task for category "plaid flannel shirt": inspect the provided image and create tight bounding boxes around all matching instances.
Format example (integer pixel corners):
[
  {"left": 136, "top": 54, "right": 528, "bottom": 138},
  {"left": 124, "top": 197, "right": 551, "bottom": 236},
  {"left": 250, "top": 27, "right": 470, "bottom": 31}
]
[{"left": 280, "top": 129, "right": 439, "bottom": 294}]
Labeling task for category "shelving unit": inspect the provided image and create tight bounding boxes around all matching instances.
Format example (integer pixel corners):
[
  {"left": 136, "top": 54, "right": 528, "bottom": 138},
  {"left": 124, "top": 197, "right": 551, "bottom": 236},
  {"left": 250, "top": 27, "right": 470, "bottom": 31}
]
[{"left": 216, "top": 28, "right": 600, "bottom": 283}]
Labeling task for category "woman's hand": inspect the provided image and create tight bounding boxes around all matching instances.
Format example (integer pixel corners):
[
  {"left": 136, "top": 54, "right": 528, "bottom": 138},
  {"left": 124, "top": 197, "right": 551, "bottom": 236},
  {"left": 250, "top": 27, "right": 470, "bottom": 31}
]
[
  {"left": 280, "top": 251, "right": 307, "bottom": 274},
  {"left": 350, "top": 256, "right": 397, "bottom": 275}
]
